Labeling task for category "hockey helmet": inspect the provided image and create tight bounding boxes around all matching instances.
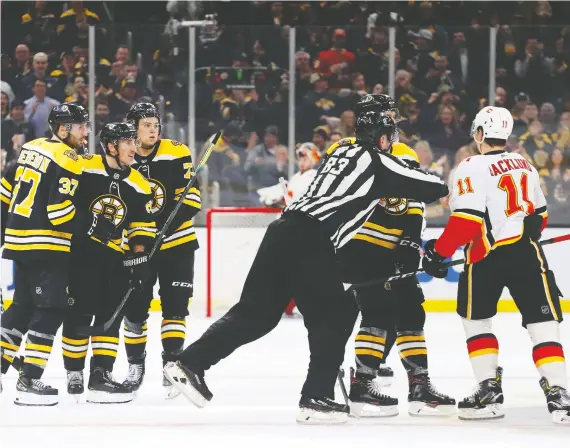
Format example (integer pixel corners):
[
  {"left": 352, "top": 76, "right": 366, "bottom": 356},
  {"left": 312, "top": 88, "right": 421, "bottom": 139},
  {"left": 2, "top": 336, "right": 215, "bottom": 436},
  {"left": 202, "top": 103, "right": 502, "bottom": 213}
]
[
  {"left": 355, "top": 111, "right": 398, "bottom": 147},
  {"left": 470, "top": 106, "right": 513, "bottom": 142},
  {"left": 99, "top": 122, "right": 138, "bottom": 155},
  {"left": 126, "top": 102, "right": 162, "bottom": 134},
  {"left": 356, "top": 94, "right": 400, "bottom": 122},
  {"left": 48, "top": 103, "right": 90, "bottom": 135}
]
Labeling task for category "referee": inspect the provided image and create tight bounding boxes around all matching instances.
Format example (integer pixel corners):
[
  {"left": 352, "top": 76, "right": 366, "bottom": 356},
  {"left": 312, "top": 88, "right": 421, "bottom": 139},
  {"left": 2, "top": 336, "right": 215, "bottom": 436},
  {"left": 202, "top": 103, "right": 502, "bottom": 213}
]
[{"left": 164, "top": 95, "right": 449, "bottom": 424}]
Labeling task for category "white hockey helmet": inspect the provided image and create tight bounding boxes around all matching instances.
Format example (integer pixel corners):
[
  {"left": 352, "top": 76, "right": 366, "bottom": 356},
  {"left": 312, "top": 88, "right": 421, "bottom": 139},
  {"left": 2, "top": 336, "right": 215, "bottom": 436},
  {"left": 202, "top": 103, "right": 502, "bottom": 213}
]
[{"left": 470, "top": 106, "right": 513, "bottom": 142}]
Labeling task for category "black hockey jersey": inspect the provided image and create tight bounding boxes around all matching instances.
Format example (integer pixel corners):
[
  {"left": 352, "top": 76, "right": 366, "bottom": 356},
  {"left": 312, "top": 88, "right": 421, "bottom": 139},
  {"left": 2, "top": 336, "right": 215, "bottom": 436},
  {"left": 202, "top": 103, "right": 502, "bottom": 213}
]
[
  {"left": 131, "top": 139, "right": 201, "bottom": 252},
  {"left": 285, "top": 138, "right": 446, "bottom": 250},
  {"left": 337, "top": 142, "right": 426, "bottom": 280},
  {"left": 74, "top": 154, "right": 156, "bottom": 255},
  {"left": 1, "top": 138, "right": 82, "bottom": 261}
]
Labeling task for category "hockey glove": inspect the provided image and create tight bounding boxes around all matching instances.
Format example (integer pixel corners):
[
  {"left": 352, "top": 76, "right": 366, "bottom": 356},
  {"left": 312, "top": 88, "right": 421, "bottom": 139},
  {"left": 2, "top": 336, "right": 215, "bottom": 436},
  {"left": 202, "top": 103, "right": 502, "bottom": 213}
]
[
  {"left": 523, "top": 213, "right": 543, "bottom": 241},
  {"left": 421, "top": 239, "right": 448, "bottom": 279},
  {"left": 87, "top": 213, "right": 115, "bottom": 244},
  {"left": 123, "top": 254, "right": 152, "bottom": 292},
  {"left": 394, "top": 236, "right": 422, "bottom": 273}
]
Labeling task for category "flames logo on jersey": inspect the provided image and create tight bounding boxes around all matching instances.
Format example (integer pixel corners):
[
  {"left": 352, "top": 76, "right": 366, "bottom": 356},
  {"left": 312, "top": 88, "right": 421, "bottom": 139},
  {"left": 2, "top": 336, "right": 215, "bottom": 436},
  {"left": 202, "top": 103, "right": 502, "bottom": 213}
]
[
  {"left": 379, "top": 197, "right": 408, "bottom": 215},
  {"left": 90, "top": 195, "right": 126, "bottom": 226},
  {"left": 148, "top": 178, "right": 166, "bottom": 215}
]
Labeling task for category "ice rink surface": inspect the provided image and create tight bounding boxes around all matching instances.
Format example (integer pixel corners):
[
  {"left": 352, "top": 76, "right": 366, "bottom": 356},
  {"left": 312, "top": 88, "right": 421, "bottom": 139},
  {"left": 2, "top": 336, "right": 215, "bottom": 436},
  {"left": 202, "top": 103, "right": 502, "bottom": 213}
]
[{"left": 1, "top": 312, "right": 569, "bottom": 448}]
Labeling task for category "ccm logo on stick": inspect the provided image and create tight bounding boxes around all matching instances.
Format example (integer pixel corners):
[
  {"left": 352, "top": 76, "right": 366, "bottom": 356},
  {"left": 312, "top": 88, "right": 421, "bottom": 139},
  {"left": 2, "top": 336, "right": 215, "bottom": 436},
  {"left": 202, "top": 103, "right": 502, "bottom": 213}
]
[{"left": 172, "top": 282, "right": 193, "bottom": 287}]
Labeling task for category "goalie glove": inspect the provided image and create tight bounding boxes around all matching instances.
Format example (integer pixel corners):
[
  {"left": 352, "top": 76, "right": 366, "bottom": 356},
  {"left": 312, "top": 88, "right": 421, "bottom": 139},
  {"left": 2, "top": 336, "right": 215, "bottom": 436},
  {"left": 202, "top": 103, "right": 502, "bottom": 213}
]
[
  {"left": 394, "top": 236, "right": 421, "bottom": 273},
  {"left": 421, "top": 239, "right": 448, "bottom": 279},
  {"left": 123, "top": 253, "right": 152, "bottom": 292}
]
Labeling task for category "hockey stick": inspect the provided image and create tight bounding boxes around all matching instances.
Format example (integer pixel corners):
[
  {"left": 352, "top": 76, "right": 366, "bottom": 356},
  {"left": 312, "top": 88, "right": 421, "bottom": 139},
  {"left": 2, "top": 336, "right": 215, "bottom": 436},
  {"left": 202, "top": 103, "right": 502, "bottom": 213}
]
[
  {"left": 76, "top": 132, "right": 222, "bottom": 337},
  {"left": 349, "top": 233, "right": 570, "bottom": 295},
  {"left": 337, "top": 368, "right": 349, "bottom": 406}
]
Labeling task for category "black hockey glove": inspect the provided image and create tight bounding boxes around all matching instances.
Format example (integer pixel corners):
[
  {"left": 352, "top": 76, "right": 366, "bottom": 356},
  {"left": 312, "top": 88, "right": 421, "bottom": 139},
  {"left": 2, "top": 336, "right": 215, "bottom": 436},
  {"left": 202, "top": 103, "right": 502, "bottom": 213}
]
[
  {"left": 87, "top": 213, "right": 115, "bottom": 244},
  {"left": 394, "top": 237, "right": 422, "bottom": 273},
  {"left": 421, "top": 239, "right": 448, "bottom": 279},
  {"left": 123, "top": 253, "right": 152, "bottom": 292},
  {"left": 523, "top": 213, "right": 543, "bottom": 241}
]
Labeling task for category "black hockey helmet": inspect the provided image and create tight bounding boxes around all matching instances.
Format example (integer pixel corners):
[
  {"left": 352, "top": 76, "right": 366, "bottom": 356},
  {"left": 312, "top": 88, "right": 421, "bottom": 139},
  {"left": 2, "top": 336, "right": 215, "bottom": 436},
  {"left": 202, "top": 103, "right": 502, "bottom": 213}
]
[
  {"left": 100, "top": 122, "right": 138, "bottom": 153},
  {"left": 356, "top": 94, "right": 400, "bottom": 122},
  {"left": 355, "top": 111, "right": 398, "bottom": 147},
  {"left": 48, "top": 103, "right": 90, "bottom": 135},
  {"left": 126, "top": 102, "right": 162, "bottom": 134},
  {"left": 99, "top": 122, "right": 138, "bottom": 170}
]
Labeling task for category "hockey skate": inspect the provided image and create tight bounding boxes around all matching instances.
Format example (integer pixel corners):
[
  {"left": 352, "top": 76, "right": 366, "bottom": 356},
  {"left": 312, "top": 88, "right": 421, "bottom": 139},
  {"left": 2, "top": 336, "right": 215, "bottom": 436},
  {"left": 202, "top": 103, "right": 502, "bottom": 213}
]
[
  {"left": 14, "top": 374, "right": 58, "bottom": 406},
  {"left": 348, "top": 368, "right": 398, "bottom": 418},
  {"left": 163, "top": 361, "right": 212, "bottom": 408},
  {"left": 66, "top": 370, "right": 84, "bottom": 402},
  {"left": 123, "top": 361, "right": 145, "bottom": 392},
  {"left": 377, "top": 363, "right": 394, "bottom": 387},
  {"left": 87, "top": 367, "right": 133, "bottom": 404},
  {"left": 297, "top": 396, "right": 349, "bottom": 425},
  {"left": 407, "top": 372, "right": 456, "bottom": 416},
  {"left": 540, "top": 377, "right": 570, "bottom": 425},
  {"left": 458, "top": 367, "right": 504, "bottom": 420}
]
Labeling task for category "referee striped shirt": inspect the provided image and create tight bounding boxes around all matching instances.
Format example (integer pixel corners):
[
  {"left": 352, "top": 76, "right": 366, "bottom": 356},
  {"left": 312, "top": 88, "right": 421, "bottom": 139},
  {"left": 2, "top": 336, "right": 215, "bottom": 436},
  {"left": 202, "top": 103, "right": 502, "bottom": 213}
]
[{"left": 285, "top": 141, "right": 447, "bottom": 249}]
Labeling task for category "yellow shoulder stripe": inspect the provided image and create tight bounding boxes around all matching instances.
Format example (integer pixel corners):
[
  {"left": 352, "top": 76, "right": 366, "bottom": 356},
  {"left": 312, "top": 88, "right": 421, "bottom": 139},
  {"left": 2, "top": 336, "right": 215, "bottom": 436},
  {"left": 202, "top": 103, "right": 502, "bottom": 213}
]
[
  {"left": 156, "top": 140, "right": 192, "bottom": 159},
  {"left": 125, "top": 169, "right": 152, "bottom": 195},
  {"left": 79, "top": 154, "right": 105, "bottom": 171},
  {"left": 326, "top": 137, "right": 356, "bottom": 156},
  {"left": 392, "top": 142, "right": 419, "bottom": 163},
  {"left": 23, "top": 139, "right": 83, "bottom": 175}
]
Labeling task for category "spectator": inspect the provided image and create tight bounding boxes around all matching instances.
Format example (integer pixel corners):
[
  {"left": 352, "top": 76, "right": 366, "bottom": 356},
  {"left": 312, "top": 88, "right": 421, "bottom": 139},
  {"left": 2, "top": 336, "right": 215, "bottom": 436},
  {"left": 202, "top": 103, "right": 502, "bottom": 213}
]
[
  {"left": 542, "top": 148, "right": 570, "bottom": 207},
  {"left": 1, "top": 80, "right": 16, "bottom": 105},
  {"left": 57, "top": 1, "right": 101, "bottom": 50},
  {"left": 513, "top": 101, "right": 538, "bottom": 136},
  {"left": 418, "top": 55, "right": 462, "bottom": 97},
  {"left": 2, "top": 100, "right": 35, "bottom": 165},
  {"left": 424, "top": 105, "right": 467, "bottom": 157},
  {"left": 1, "top": 92, "right": 9, "bottom": 120},
  {"left": 337, "top": 110, "right": 355, "bottom": 137},
  {"left": 115, "top": 45, "right": 130, "bottom": 64},
  {"left": 520, "top": 120, "right": 555, "bottom": 157},
  {"left": 11, "top": 44, "right": 32, "bottom": 84},
  {"left": 312, "top": 125, "right": 330, "bottom": 156},
  {"left": 295, "top": 50, "right": 313, "bottom": 101},
  {"left": 414, "top": 140, "right": 447, "bottom": 179},
  {"left": 108, "top": 78, "right": 139, "bottom": 121},
  {"left": 299, "top": 74, "right": 339, "bottom": 141},
  {"left": 205, "top": 124, "right": 249, "bottom": 206},
  {"left": 395, "top": 70, "right": 426, "bottom": 107},
  {"left": 245, "top": 126, "right": 288, "bottom": 194},
  {"left": 64, "top": 74, "right": 89, "bottom": 107},
  {"left": 398, "top": 98, "right": 422, "bottom": 145},
  {"left": 20, "top": 2, "right": 57, "bottom": 53},
  {"left": 539, "top": 102, "right": 558, "bottom": 134},
  {"left": 511, "top": 92, "right": 530, "bottom": 121},
  {"left": 495, "top": 87, "right": 508, "bottom": 108},
  {"left": 94, "top": 99, "right": 111, "bottom": 136},
  {"left": 18, "top": 52, "right": 60, "bottom": 101},
  {"left": 338, "top": 72, "right": 368, "bottom": 112},
  {"left": 24, "top": 79, "right": 60, "bottom": 138},
  {"left": 356, "top": 27, "right": 390, "bottom": 88},
  {"left": 514, "top": 38, "right": 555, "bottom": 105},
  {"left": 316, "top": 28, "right": 356, "bottom": 89},
  {"left": 554, "top": 112, "right": 570, "bottom": 152},
  {"left": 329, "top": 131, "right": 343, "bottom": 144},
  {"left": 50, "top": 51, "right": 78, "bottom": 91}
]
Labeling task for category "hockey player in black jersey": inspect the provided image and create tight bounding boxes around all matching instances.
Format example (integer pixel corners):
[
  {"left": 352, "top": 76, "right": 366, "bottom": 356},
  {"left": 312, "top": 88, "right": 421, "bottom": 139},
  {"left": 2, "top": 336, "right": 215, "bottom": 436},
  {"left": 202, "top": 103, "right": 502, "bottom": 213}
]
[
  {"left": 0, "top": 103, "right": 87, "bottom": 405},
  {"left": 121, "top": 103, "right": 200, "bottom": 397},
  {"left": 163, "top": 100, "right": 448, "bottom": 424},
  {"left": 61, "top": 122, "right": 156, "bottom": 404},
  {"left": 337, "top": 94, "right": 455, "bottom": 418}
]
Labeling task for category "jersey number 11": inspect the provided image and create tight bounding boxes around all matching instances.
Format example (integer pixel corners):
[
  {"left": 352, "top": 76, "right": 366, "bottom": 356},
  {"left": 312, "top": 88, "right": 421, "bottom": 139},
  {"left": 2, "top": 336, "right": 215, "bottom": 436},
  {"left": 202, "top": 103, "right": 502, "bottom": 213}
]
[{"left": 498, "top": 173, "right": 534, "bottom": 216}]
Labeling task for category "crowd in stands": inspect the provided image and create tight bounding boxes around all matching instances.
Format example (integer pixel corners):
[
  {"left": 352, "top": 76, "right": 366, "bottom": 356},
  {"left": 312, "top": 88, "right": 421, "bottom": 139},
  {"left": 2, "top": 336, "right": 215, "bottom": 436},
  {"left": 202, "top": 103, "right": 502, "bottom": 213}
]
[{"left": 1, "top": 1, "right": 570, "bottom": 222}]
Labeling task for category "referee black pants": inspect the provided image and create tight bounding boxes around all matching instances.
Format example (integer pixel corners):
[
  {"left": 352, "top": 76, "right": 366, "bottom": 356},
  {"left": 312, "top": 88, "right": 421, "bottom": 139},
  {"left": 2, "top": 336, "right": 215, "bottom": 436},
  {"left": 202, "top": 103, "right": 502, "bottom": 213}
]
[{"left": 179, "top": 211, "right": 359, "bottom": 399}]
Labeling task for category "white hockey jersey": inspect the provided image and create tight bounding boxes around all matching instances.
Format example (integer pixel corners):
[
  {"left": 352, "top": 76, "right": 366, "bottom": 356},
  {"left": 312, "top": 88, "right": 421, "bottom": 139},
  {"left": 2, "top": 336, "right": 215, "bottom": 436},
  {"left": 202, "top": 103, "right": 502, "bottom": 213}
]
[{"left": 436, "top": 150, "right": 548, "bottom": 264}]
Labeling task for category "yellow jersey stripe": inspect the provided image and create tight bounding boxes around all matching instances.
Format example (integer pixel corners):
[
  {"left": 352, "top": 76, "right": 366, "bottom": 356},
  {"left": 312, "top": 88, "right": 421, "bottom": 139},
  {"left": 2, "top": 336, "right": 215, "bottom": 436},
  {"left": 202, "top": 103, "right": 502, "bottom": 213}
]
[
  {"left": 183, "top": 199, "right": 201, "bottom": 208},
  {"left": 63, "top": 350, "right": 87, "bottom": 358},
  {"left": 129, "top": 221, "right": 156, "bottom": 229},
  {"left": 62, "top": 337, "right": 89, "bottom": 345},
  {"left": 4, "top": 243, "right": 70, "bottom": 252},
  {"left": 50, "top": 209, "right": 75, "bottom": 226},
  {"left": 363, "top": 222, "right": 403, "bottom": 235},
  {"left": 47, "top": 200, "right": 73, "bottom": 212},
  {"left": 1, "top": 178, "right": 13, "bottom": 191},
  {"left": 355, "top": 335, "right": 386, "bottom": 344},
  {"left": 352, "top": 234, "right": 397, "bottom": 249},
  {"left": 0, "top": 195, "right": 10, "bottom": 204},
  {"left": 5, "top": 229, "right": 72, "bottom": 238},
  {"left": 160, "top": 234, "right": 197, "bottom": 250}
]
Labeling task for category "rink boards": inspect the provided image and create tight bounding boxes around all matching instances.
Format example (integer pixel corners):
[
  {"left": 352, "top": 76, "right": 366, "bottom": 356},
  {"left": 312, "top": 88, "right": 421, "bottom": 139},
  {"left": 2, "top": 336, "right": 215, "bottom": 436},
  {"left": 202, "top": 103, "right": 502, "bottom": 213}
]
[{"left": 2, "top": 227, "right": 569, "bottom": 315}]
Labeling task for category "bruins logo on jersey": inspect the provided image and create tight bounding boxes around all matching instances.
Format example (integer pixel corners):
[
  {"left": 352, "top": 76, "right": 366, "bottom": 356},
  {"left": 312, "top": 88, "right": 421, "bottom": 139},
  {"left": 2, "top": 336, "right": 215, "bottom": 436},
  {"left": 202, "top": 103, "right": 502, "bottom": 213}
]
[
  {"left": 148, "top": 178, "right": 166, "bottom": 215},
  {"left": 171, "top": 141, "right": 183, "bottom": 146},
  {"left": 90, "top": 194, "right": 127, "bottom": 226},
  {"left": 379, "top": 197, "right": 408, "bottom": 215},
  {"left": 64, "top": 149, "right": 79, "bottom": 161}
]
